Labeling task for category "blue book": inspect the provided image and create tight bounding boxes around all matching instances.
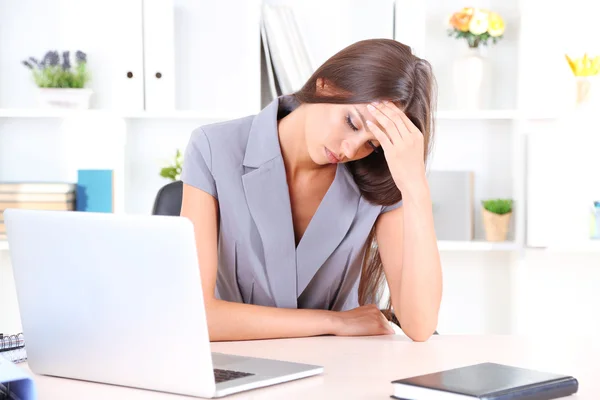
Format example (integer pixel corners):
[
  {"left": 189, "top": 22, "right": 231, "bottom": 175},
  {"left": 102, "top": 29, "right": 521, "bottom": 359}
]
[
  {"left": 76, "top": 170, "right": 114, "bottom": 213},
  {"left": 0, "top": 356, "right": 37, "bottom": 399}
]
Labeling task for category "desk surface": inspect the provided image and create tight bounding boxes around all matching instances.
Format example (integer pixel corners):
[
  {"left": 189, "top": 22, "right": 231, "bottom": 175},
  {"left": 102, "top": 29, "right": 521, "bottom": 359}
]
[{"left": 20, "top": 335, "right": 598, "bottom": 399}]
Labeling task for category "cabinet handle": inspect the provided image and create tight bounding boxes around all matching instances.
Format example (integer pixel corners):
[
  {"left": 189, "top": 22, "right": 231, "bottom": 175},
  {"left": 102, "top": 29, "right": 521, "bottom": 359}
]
[
  {"left": 126, "top": 71, "right": 133, "bottom": 78},
  {"left": 155, "top": 72, "right": 162, "bottom": 79}
]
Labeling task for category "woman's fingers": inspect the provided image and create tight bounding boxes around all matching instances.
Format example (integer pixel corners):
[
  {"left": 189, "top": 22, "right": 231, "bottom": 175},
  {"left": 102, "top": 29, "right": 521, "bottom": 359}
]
[
  {"left": 365, "top": 119, "right": 392, "bottom": 151},
  {"left": 381, "top": 101, "right": 421, "bottom": 135},
  {"left": 367, "top": 103, "right": 401, "bottom": 142}
]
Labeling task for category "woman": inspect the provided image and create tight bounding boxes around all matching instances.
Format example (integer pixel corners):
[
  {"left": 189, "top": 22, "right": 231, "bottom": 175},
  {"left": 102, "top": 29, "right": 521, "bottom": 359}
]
[{"left": 180, "top": 38, "right": 442, "bottom": 342}]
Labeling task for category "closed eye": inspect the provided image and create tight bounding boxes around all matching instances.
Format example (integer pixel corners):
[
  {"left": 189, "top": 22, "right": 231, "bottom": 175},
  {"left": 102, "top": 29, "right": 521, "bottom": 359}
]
[
  {"left": 346, "top": 113, "right": 379, "bottom": 153},
  {"left": 345, "top": 114, "right": 358, "bottom": 131}
]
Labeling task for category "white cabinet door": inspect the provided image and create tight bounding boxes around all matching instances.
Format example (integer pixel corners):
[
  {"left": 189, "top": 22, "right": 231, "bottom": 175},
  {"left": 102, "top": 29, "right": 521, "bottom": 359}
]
[
  {"left": 143, "top": 0, "right": 176, "bottom": 111},
  {"left": 54, "top": 0, "right": 145, "bottom": 111},
  {"left": 0, "top": 0, "right": 145, "bottom": 111}
]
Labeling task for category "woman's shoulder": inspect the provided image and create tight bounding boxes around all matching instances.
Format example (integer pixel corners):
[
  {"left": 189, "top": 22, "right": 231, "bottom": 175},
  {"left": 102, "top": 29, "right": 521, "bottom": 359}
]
[
  {"left": 192, "top": 114, "right": 255, "bottom": 149},
  {"left": 188, "top": 116, "right": 254, "bottom": 168}
]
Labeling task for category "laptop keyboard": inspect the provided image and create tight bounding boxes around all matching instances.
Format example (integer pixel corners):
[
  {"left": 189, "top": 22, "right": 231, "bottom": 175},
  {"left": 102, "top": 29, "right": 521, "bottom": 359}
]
[{"left": 213, "top": 368, "right": 255, "bottom": 383}]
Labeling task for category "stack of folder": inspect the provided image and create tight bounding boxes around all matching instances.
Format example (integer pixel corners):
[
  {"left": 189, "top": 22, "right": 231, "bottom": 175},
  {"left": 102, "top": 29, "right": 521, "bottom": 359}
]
[{"left": 0, "top": 182, "right": 76, "bottom": 241}]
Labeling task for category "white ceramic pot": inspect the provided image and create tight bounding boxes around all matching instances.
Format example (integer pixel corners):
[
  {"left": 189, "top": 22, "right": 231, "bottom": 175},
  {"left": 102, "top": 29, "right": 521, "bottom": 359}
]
[
  {"left": 574, "top": 76, "right": 598, "bottom": 110},
  {"left": 452, "top": 47, "right": 487, "bottom": 110},
  {"left": 37, "top": 88, "right": 93, "bottom": 109}
]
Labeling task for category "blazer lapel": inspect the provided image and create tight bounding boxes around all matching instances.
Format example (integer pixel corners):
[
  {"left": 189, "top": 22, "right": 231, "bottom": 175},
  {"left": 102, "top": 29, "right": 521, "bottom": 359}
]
[
  {"left": 296, "top": 163, "right": 361, "bottom": 297},
  {"left": 242, "top": 98, "right": 298, "bottom": 309}
]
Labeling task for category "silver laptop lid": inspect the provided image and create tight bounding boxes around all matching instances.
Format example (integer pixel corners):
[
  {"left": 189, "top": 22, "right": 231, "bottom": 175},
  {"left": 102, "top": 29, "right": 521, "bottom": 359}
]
[{"left": 4, "top": 209, "right": 217, "bottom": 397}]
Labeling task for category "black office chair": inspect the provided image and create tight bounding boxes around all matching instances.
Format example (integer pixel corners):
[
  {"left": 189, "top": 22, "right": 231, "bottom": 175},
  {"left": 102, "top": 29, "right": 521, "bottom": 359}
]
[
  {"left": 151, "top": 180, "right": 183, "bottom": 216},
  {"left": 150, "top": 180, "right": 438, "bottom": 336}
]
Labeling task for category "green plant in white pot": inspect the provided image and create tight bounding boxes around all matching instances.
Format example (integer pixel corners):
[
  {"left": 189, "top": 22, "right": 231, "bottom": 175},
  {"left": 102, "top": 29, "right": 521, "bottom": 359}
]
[
  {"left": 481, "top": 198, "right": 512, "bottom": 241},
  {"left": 22, "top": 50, "right": 92, "bottom": 109}
]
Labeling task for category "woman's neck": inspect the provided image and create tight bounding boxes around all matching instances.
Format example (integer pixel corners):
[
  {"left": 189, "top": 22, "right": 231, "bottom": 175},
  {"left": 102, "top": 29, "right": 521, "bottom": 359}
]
[{"left": 277, "top": 105, "right": 324, "bottom": 178}]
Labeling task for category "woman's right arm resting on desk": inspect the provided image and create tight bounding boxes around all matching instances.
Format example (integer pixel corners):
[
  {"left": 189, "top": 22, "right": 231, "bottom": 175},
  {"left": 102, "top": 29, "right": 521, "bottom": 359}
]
[{"left": 180, "top": 184, "right": 394, "bottom": 341}]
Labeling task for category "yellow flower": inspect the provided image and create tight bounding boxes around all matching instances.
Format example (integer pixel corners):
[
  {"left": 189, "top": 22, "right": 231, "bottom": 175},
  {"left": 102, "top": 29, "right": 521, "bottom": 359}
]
[
  {"left": 487, "top": 12, "right": 505, "bottom": 37},
  {"left": 468, "top": 10, "right": 489, "bottom": 35},
  {"left": 566, "top": 54, "right": 600, "bottom": 76}
]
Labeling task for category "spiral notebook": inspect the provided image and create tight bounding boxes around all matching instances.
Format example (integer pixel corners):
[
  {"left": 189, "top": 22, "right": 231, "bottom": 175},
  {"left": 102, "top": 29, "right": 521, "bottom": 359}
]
[{"left": 0, "top": 333, "right": 27, "bottom": 364}]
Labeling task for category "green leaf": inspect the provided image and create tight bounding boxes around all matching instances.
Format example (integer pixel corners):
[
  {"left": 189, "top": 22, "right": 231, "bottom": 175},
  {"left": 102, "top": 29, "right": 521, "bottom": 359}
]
[
  {"left": 159, "top": 149, "right": 185, "bottom": 181},
  {"left": 482, "top": 199, "right": 513, "bottom": 215}
]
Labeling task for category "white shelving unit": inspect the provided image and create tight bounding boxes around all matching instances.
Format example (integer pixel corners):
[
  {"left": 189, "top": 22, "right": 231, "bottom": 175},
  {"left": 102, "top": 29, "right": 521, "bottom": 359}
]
[{"left": 0, "top": 0, "right": 592, "bottom": 252}]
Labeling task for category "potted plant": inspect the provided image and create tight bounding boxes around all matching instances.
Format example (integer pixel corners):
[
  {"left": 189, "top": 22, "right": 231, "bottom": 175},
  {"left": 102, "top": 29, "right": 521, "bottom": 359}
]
[
  {"left": 160, "top": 149, "right": 183, "bottom": 181},
  {"left": 565, "top": 53, "right": 599, "bottom": 108},
  {"left": 447, "top": 7, "right": 505, "bottom": 109},
  {"left": 481, "top": 199, "right": 513, "bottom": 241},
  {"left": 22, "top": 50, "right": 92, "bottom": 109}
]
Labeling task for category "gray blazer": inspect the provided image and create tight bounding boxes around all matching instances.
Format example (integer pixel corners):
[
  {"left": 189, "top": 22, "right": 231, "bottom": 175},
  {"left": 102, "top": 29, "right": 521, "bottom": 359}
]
[{"left": 181, "top": 95, "right": 401, "bottom": 311}]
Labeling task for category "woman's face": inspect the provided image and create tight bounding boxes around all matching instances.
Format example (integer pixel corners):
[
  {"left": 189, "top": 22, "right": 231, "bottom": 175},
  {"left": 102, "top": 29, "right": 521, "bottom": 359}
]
[{"left": 303, "top": 102, "right": 382, "bottom": 165}]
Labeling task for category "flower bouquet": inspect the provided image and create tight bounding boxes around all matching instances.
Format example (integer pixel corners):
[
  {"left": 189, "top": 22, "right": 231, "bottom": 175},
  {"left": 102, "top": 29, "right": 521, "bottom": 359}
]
[{"left": 448, "top": 7, "right": 505, "bottom": 48}]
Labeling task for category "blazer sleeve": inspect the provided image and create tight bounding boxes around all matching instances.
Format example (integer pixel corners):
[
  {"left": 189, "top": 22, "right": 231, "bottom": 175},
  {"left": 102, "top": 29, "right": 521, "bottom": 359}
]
[
  {"left": 380, "top": 199, "right": 403, "bottom": 214},
  {"left": 180, "top": 127, "right": 218, "bottom": 199}
]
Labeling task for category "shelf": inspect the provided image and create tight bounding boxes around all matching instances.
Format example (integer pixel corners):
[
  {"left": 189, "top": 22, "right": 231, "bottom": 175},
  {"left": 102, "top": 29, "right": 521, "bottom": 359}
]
[
  {"left": 0, "top": 108, "right": 112, "bottom": 118},
  {"left": 124, "top": 110, "right": 246, "bottom": 120},
  {"left": 0, "top": 108, "right": 242, "bottom": 121},
  {"left": 435, "top": 110, "right": 558, "bottom": 120},
  {"left": 0, "top": 108, "right": 561, "bottom": 122},
  {"left": 438, "top": 240, "right": 520, "bottom": 251},
  {"left": 544, "top": 241, "right": 600, "bottom": 253}
]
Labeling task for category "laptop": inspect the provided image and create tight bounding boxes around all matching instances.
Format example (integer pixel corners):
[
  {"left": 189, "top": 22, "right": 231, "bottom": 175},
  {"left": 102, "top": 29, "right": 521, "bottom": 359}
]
[{"left": 4, "top": 209, "right": 323, "bottom": 398}]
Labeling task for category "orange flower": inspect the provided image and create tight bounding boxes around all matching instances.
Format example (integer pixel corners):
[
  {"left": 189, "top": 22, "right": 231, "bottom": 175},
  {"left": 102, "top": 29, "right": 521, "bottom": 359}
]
[{"left": 450, "top": 8, "right": 473, "bottom": 32}]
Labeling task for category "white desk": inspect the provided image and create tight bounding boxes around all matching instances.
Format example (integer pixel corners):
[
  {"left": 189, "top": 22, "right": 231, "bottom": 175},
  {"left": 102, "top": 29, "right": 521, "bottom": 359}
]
[{"left": 19, "top": 335, "right": 599, "bottom": 399}]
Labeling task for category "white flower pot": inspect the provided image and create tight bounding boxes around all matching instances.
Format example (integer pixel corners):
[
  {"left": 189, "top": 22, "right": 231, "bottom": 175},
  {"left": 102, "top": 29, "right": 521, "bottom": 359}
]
[
  {"left": 452, "top": 47, "right": 488, "bottom": 110},
  {"left": 574, "top": 76, "right": 598, "bottom": 110},
  {"left": 37, "top": 88, "right": 93, "bottom": 109}
]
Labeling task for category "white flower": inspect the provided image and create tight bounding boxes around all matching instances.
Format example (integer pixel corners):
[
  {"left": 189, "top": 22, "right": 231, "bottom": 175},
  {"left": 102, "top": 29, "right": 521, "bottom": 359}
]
[{"left": 468, "top": 10, "right": 489, "bottom": 35}]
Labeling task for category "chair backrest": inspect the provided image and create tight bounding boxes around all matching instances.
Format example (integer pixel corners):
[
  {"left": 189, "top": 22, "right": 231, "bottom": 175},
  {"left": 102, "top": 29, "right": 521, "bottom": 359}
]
[{"left": 152, "top": 180, "right": 183, "bottom": 216}]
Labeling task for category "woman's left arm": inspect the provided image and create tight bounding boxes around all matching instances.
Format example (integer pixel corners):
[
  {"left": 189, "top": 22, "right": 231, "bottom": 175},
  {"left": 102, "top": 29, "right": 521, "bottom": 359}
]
[
  {"left": 367, "top": 101, "right": 443, "bottom": 342},
  {"left": 376, "top": 185, "right": 442, "bottom": 342}
]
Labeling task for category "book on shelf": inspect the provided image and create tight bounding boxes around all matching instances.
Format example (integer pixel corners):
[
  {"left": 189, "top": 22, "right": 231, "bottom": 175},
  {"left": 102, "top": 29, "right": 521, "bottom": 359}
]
[
  {"left": 0, "top": 171, "right": 115, "bottom": 241},
  {"left": 75, "top": 169, "right": 114, "bottom": 213},
  {"left": 428, "top": 170, "right": 475, "bottom": 241},
  {"left": 0, "top": 182, "right": 77, "bottom": 240},
  {"left": 260, "top": 2, "right": 314, "bottom": 101}
]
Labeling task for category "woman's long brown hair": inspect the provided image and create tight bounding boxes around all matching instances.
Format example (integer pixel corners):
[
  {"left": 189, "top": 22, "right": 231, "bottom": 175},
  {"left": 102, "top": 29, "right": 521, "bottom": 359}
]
[{"left": 292, "top": 39, "right": 437, "bottom": 319}]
